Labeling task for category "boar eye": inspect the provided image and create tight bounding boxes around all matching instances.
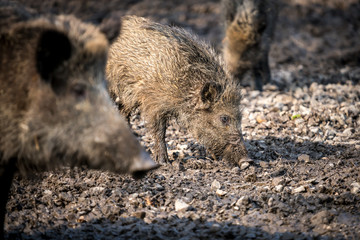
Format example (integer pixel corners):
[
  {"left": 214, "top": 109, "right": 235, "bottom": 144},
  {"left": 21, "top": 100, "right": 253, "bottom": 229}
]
[
  {"left": 71, "top": 83, "right": 86, "bottom": 99},
  {"left": 220, "top": 115, "right": 230, "bottom": 126}
]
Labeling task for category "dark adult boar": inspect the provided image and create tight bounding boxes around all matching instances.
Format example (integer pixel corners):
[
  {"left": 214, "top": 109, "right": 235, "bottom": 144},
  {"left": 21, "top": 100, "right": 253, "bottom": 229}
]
[
  {"left": 221, "top": 0, "right": 278, "bottom": 91},
  {"left": 106, "top": 16, "right": 249, "bottom": 167},
  {"left": 0, "top": 14, "right": 158, "bottom": 238}
]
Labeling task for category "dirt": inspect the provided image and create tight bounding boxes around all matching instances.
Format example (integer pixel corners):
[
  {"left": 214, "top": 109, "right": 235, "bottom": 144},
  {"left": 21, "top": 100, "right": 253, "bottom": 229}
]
[{"left": 4, "top": 0, "right": 360, "bottom": 239}]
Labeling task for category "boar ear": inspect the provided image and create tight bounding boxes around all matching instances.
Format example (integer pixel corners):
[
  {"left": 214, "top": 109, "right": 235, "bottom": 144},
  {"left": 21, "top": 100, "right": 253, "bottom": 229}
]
[
  {"left": 99, "top": 16, "right": 121, "bottom": 44},
  {"left": 36, "top": 30, "right": 72, "bottom": 82},
  {"left": 195, "top": 82, "right": 222, "bottom": 110}
]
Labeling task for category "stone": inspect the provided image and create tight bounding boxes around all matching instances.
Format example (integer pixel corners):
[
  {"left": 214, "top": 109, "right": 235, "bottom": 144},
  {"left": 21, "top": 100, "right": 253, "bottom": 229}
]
[
  {"left": 292, "top": 186, "right": 306, "bottom": 194},
  {"left": 175, "top": 199, "right": 189, "bottom": 211},
  {"left": 216, "top": 189, "right": 227, "bottom": 197},
  {"left": 211, "top": 180, "right": 221, "bottom": 191}
]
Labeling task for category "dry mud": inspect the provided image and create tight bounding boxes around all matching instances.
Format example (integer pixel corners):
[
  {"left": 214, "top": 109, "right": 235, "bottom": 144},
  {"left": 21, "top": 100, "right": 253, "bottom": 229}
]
[{"left": 4, "top": 0, "right": 360, "bottom": 239}]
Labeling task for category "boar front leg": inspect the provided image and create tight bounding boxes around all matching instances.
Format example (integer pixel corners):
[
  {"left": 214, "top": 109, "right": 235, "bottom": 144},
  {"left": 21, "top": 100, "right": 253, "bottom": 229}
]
[
  {"left": 253, "top": 53, "right": 270, "bottom": 91},
  {"left": 149, "top": 116, "right": 169, "bottom": 164},
  {"left": 0, "top": 159, "right": 16, "bottom": 239}
]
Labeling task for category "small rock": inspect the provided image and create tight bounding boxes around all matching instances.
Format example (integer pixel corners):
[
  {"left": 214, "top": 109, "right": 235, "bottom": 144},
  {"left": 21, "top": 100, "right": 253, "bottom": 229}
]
[
  {"left": 298, "top": 154, "right": 310, "bottom": 163},
  {"left": 179, "top": 144, "right": 188, "bottom": 150},
  {"left": 175, "top": 199, "right": 189, "bottom": 211},
  {"left": 231, "top": 167, "right": 241, "bottom": 173},
  {"left": 209, "top": 223, "right": 221, "bottom": 232},
  {"left": 268, "top": 197, "right": 274, "bottom": 207},
  {"left": 351, "top": 182, "right": 360, "bottom": 194},
  {"left": 216, "top": 189, "right": 227, "bottom": 197},
  {"left": 43, "top": 190, "right": 52, "bottom": 195},
  {"left": 275, "top": 185, "right": 284, "bottom": 192},
  {"left": 236, "top": 196, "right": 250, "bottom": 206},
  {"left": 300, "top": 105, "right": 311, "bottom": 115},
  {"left": 89, "top": 186, "right": 105, "bottom": 195},
  {"left": 256, "top": 115, "right": 266, "bottom": 123},
  {"left": 342, "top": 128, "right": 354, "bottom": 137},
  {"left": 270, "top": 168, "right": 287, "bottom": 177},
  {"left": 240, "top": 162, "right": 250, "bottom": 170},
  {"left": 154, "top": 183, "right": 164, "bottom": 191},
  {"left": 310, "top": 127, "right": 319, "bottom": 134},
  {"left": 131, "top": 211, "right": 146, "bottom": 219},
  {"left": 272, "top": 177, "right": 285, "bottom": 186},
  {"left": 292, "top": 186, "right": 306, "bottom": 194},
  {"left": 317, "top": 185, "right": 327, "bottom": 193},
  {"left": 128, "top": 193, "right": 139, "bottom": 205},
  {"left": 211, "top": 180, "right": 221, "bottom": 191},
  {"left": 77, "top": 215, "right": 86, "bottom": 223}
]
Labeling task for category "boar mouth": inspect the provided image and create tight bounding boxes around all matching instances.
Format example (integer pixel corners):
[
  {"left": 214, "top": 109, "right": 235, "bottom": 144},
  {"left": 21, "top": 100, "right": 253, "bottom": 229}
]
[{"left": 217, "top": 137, "right": 249, "bottom": 166}]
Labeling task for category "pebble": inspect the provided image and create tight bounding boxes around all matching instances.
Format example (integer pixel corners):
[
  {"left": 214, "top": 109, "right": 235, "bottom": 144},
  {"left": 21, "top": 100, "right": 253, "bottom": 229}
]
[
  {"left": 236, "top": 196, "right": 250, "bottom": 206},
  {"left": 43, "top": 190, "right": 52, "bottom": 195},
  {"left": 89, "top": 186, "right": 105, "bottom": 195},
  {"left": 310, "top": 127, "right": 319, "bottom": 134},
  {"left": 175, "top": 199, "right": 189, "bottom": 211},
  {"left": 154, "top": 183, "right": 164, "bottom": 191},
  {"left": 131, "top": 211, "right": 146, "bottom": 219},
  {"left": 350, "top": 182, "right": 360, "bottom": 194},
  {"left": 210, "top": 223, "right": 221, "bottom": 232},
  {"left": 256, "top": 115, "right": 266, "bottom": 123},
  {"left": 211, "top": 180, "right": 221, "bottom": 191},
  {"left": 292, "top": 186, "right": 306, "bottom": 194},
  {"left": 240, "top": 162, "right": 250, "bottom": 170},
  {"left": 268, "top": 197, "right": 274, "bottom": 207},
  {"left": 275, "top": 185, "right": 284, "bottom": 192},
  {"left": 272, "top": 177, "right": 285, "bottom": 186},
  {"left": 231, "top": 167, "right": 241, "bottom": 173},
  {"left": 298, "top": 154, "right": 310, "bottom": 163},
  {"left": 128, "top": 193, "right": 139, "bottom": 205},
  {"left": 216, "top": 189, "right": 227, "bottom": 197}
]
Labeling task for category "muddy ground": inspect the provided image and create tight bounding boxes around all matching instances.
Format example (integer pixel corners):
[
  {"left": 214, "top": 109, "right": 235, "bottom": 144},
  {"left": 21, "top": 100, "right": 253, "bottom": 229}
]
[{"left": 4, "top": 0, "right": 360, "bottom": 239}]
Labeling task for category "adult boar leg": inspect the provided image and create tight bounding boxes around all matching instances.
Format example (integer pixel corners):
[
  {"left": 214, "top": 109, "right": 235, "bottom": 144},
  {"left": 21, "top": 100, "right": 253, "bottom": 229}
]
[
  {"left": 150, "top": 117, "right": 169, "bottom": 164},
  {"left": 253, "top": 53, "right": 270, "bottom": 91},
  {"left": 0, "top": 159, "right": 16, "bottom": 239}
]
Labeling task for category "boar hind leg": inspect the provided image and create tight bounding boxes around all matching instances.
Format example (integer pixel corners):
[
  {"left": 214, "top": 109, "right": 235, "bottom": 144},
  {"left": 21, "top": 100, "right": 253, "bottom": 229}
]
[
  {"left": 149, "top": 116, "right": 169, "bottom": 164},
  {"left": 0, "top": 159, "right": 16, "bottom": 239},
  {"left": 253, "top": 53, "right": 270, "bottom": 91}
]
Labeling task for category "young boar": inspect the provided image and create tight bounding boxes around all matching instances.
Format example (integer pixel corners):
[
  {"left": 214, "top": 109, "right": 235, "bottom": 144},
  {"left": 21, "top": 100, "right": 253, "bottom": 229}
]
[
  {"left": 106, "top": 16, "right": 249, "bottom": 166},
  {"left": 0, "top": 13, "right": 158, "bottom": 237},
  {"left": 221, "top": 0, "right": 278, "bottom": 91}
]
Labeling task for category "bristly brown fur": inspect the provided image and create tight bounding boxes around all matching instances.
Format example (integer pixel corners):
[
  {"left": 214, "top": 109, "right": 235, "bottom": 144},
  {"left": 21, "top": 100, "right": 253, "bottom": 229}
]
[
  {"left": 221, "top": 0, "right": 278, "bottom": 91},
  {"left": 107, "top": 16, "right": 249, "bottom": 165},
  {"left": 0, "top": 6, "right": 158, "bottom": 237}
]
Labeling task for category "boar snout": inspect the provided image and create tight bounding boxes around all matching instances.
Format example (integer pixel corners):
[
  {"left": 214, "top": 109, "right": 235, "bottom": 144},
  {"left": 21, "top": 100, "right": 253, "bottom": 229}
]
[
  {"left": 129, "top": 150, "right": 159, "bottom": 179},
  {"left": 223, "top": 136, "right": 249, "bottom": 166}
]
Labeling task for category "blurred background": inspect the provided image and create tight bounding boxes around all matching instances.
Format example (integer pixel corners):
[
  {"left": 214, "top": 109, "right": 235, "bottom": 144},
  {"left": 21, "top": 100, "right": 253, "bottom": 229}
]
[{"left": 12, "top": 0, "right": 360, "bottom": 90}]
